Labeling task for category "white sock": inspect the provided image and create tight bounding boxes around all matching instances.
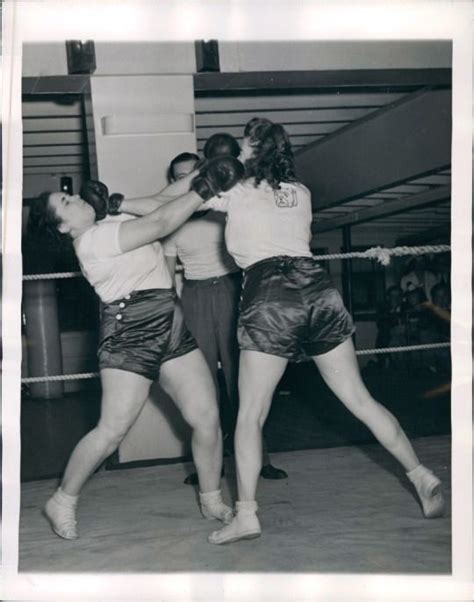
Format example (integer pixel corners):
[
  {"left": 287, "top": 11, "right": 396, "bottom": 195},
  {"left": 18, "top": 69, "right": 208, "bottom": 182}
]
[
  {"left": 235, "top": 500, "right": 258, "bottom": 515},
  {"left": 44, "top": 487, "right": 79, "bottom": 539},
  {"left": 407, "top": 464, "right": 445, "bottom": 518},
  {"left": 199, "top": 489, "right": 233, "bottom": 524},
  {"left": 55, "top": 487, "right": 79, "bottom": 506}
]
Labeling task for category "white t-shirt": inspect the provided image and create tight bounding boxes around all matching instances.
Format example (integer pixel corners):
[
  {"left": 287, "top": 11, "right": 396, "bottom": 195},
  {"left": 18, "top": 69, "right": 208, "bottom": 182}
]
[
  {"left": 206, "top": 179, "right": 313, "bottom": 269},
  {"left": 162, "top": 212, "right": 238, "bottom": 280},
  {"left": 73, "top": 218, "right": 171, "bottom": 304}
]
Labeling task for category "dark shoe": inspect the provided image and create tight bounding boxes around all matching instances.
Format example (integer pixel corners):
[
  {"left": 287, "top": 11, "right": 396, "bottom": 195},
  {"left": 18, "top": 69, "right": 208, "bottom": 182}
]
[
  {"left": 184, "top": 466, "right": 225, "bottom": 486},
  {"left": 260, "top": 464, "right": 288, "bottom": 480},
  {"left": 183, "top": 472, "right": 199, "bottom": 485}
]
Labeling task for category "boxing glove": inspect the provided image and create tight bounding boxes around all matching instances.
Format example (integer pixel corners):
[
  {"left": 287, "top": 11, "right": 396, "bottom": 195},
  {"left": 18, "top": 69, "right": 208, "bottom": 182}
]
[
  {"left": 80, "top": 180, "right": 109, "bottom": 220},
  {"left": 191, "top": 156, "right": 244, "bottom": 202},
  {"left": 80, "top": 181, "right": 123, "bottom": 220},
  {"left": 107, "top": 193, "right": 124, "bottom": 216},
  {"left": 204, "top": 133, "right": 240, "bottom": 159}
]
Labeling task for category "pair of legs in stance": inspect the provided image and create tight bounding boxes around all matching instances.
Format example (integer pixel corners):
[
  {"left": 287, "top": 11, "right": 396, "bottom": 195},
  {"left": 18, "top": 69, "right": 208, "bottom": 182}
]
[
  {"left": 209, "top": 337, "right": 445, "bottom": 544},
  {"left": 45, "top": 349, "right": 232, "bottom": 539},
  {"left": 180, "top": 273, "right": 287, "bottom": 485}
]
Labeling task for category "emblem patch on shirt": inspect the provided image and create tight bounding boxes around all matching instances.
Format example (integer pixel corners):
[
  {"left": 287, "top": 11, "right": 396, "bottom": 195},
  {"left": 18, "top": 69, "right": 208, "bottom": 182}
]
[{"left": 274, "top": 188, "right": 298, "bottom": 208}]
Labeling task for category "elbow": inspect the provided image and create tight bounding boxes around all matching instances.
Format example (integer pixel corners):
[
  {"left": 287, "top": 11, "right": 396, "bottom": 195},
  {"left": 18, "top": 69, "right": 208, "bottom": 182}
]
[{"left": 154, "top": 215, "right": 175, "bottom": 239}]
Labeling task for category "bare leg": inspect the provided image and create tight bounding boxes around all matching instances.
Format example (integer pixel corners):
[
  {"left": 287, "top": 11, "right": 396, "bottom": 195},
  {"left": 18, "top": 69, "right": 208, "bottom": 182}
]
[
  {"left": 313, "top": 338, "right": 420, "bottom": 470},
  {"left": 313, "top": 338, "right": 444, "bottom": 517},
  {"left": 44, "top": 369, "right": 152, "bottom": 538},
  {"left": 160, "top": 348, "right": 232, "bottom": 523},
  {"left": 209, "top": 350, "right": 288, "bottom": 544}
]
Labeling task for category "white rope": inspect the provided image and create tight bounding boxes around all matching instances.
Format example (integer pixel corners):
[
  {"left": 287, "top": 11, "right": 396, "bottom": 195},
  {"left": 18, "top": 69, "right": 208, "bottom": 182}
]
[
  {"left": 22, "top": 244, "right": 450, "bottom": 281},
  {"left": 22, "top": 372, "right": 100, "bottom": 384},
  {"left": 312, "top": 244, "right": 450, "bottom": 266},
  {"left": 355, "top": 342, "right": 450, "bottom": 356},
  {"left": 21, "top": 342, "right": 450, "bottom": 384},
  {"left": 23, "top": 271, "right": 83, "bottom": 281}
]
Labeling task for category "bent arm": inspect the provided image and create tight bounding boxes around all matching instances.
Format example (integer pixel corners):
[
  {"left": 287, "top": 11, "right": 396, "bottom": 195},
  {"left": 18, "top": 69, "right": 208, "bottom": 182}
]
[
  {"left": 119, "top": 170, "right": 198, "bottom": 217},
  {"left": 119, "top": 190, "right": 204, "bottom": 252}
]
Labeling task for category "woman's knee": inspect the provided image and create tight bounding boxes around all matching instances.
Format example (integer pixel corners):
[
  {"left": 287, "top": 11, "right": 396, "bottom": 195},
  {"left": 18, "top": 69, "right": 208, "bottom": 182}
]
[
  {"left": 186, "top": 402, "right": 220, "bottom": 432},
  {"left": 237, "top": 402, "right": 267, "bottom": 430},
  {"left": 96, "top": 418, "right": 131, "bottom": 448}
]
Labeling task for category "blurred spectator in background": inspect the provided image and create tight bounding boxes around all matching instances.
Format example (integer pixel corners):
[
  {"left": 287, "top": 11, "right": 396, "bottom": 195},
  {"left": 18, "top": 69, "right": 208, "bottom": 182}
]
[{"left": 400, "top": 256, "right": 440, "bottom": 302}]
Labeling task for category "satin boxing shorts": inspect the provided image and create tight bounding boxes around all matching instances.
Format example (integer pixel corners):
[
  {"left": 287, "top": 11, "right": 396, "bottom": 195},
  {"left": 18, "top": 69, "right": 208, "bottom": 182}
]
[
  {"left": 98, "top": 288, "right": 197, "bottom": 380},
  {"left": 238, "top": 256, "right": 355, "bottom": 362}
]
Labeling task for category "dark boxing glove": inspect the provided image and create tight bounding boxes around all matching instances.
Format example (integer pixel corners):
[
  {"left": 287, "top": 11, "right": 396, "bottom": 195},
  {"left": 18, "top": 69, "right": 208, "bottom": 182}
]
[
  {"left": 80, "top": 181, "right": 124, "bottom": 220},
  {"left": 191, "top": 156, "right": 244, "bottom": 202},
  {"left": 107, "top": 193, "right": 124, "bottom": 216},
  {"left": 80, "top": 180, "right": 109, "bottom": 220}
]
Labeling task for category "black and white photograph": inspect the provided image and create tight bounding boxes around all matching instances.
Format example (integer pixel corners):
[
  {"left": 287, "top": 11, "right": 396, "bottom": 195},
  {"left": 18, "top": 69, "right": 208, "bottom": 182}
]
[{"left": 2, "top": 1, "right": 472, "bottom": 600}]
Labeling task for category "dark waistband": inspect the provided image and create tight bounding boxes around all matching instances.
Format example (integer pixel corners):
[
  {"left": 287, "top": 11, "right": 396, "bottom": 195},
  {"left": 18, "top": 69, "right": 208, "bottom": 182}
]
[
  {"left": 244, "top": 255, "right": 315, "bottom": 274},
  {"left": 183, "top": 271, "right": 241, "bottom": 287},
  {"left": 104, "top": 288, "right": 174, "bottom": 307}
]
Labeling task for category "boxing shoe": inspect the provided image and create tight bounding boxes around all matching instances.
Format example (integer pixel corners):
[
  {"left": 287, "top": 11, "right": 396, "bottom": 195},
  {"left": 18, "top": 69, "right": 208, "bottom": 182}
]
[
  {"left": 407, "top": 464, "right": 445, "bottom": 519},
  {"left": 43, "top": 488, "right": 79, "bottom": 540},
  {"left": 208, "top": 500, "right": 261, "bottom": 545}
]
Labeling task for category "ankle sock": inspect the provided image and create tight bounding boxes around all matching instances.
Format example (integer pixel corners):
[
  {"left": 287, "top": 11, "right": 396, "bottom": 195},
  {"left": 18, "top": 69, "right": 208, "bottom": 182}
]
[
  {"left": 44, "top": 487, "right": 79, "bottom": 540},
  {"left": 407, "top": 465, "right": 445, "bottom": 519},
  {"left": 199, "top": 489, "right": 233, "bottom": 524}
]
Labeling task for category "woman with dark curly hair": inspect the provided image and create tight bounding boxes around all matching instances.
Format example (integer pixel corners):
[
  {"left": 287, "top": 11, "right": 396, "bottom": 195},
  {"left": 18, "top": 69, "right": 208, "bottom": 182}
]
[
  {"left": 204, "top": 117, "right": 445, "bottom": 545},
  {"left": 28, "top": 158, "right": 243, "bottom": 540}
]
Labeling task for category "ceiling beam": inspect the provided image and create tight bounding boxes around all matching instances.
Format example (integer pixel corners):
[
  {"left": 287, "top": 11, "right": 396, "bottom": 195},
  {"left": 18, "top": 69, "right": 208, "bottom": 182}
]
[
  {"left": 295, "top": 88, "right": 451, "bottom": 210},
  {"left": 312, "top": 185, "right": 450, "bottom": 233},
  {"left": 22, "top": 75, "right": 90, "bottom": 95},
  {"left": 193, "top": 69, "right": 451, "bottom": 95}
]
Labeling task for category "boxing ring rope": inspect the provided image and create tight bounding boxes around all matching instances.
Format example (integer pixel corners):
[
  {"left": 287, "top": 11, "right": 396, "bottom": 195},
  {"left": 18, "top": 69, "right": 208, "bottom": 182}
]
[
  {"left": 21, "top": 342, "right": 451, "bottom": 384},
  {"left": 22, "top": 244, "right": 451, "bottom": 281},
  {"left": 21, "top": 242, "right": 451, "bottom": 385}
]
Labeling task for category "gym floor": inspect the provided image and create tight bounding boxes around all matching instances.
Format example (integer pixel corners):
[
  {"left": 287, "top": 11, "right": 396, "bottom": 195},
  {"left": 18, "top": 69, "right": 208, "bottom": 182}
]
[{"left": 18, "top": 365, "right": 451, "bottom": 573}]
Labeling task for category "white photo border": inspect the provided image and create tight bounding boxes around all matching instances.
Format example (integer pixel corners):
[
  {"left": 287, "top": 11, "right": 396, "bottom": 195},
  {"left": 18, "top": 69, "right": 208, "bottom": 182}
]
[{"left": 2, "top": 1, "right": 472, "bottom": 600}]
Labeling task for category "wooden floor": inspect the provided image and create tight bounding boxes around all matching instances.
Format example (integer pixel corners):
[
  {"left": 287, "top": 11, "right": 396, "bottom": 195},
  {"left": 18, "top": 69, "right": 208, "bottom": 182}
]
[{"left": 19, "top": 435, "right": 451, "bottom": 574}]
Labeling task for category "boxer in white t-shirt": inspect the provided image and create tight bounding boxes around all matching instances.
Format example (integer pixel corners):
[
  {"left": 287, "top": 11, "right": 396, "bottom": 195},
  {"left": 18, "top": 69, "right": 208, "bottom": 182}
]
[
  {"left": 29, "top": 157, "right": 242, "bottom": 541},
  {"left": 202, "top": 118, "right": 445, "bottom": 545}
]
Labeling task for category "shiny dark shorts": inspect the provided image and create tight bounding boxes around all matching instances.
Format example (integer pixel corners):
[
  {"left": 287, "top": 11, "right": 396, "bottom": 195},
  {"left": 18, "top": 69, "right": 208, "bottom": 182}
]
[
  {"left": 98, "top": 288, "right": 197, "bottom": 380},
  {"left": 238, "top": 256, "right": 355, "bottom": 361}
]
